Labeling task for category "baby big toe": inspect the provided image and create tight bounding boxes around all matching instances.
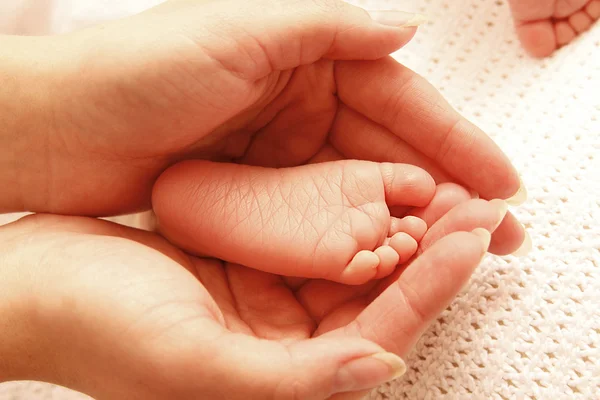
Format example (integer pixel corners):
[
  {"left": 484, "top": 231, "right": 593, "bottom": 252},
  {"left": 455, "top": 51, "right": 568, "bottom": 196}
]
[
  {"left": 517, "top": 20, "right": 558, "bottom": 57},
  {"left": 389, "top": 232, "right": 419, "bottom": 263},
  {"left": 339, "top": 250, "right": 380, "bottom": 285}
]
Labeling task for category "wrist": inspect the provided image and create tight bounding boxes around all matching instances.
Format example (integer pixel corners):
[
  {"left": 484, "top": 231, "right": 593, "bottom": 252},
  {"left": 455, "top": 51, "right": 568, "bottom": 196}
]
[
  {"left": 0, "top": 228, "right": 48, "bottom": 382},
  {"left": 0, "top": 219, "right": 90, "bottom": 387},
  {"left": 0, "top": 35, "right": 71, "bottom": 213}
]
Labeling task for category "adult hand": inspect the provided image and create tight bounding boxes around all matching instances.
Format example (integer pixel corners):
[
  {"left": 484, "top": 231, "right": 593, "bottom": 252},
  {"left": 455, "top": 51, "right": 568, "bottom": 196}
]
[
  {"left": 0, "top": 188, "right": 503, "bottom": 400},
  {"left": 0, "top": 0, "right": 526, "bottom": 253}
]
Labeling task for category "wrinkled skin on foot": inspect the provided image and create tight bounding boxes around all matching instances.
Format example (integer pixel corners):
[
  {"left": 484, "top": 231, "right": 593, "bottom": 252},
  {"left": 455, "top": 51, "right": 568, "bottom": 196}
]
[
  {"left": 154, "top": 160, "right": 435, "bottom": 285},
  {"left": 509, "top": 0, "right": 599, "bottom": 57}
]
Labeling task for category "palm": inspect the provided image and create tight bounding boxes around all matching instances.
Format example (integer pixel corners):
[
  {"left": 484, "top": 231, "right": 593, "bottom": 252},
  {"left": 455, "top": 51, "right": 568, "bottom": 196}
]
[
  {"left": 204, "top": 62, "right": 338, "bottom": 168},
  {"left": 126, "top": 60, "right": 338, "bottom": 167},
  {"left": 7, "top": 189, "right": 498, "bottom": 399},
  {"left": 188, "top": 258, "right": 373, "bottom": 341},
  {"left": 55, "top": 47, "right": 339, "bottom": 215},
  {"left": 98, "top": 232, "right": 373, "bottom": 345},
  {"left": 22, "top": 216, "right": 380, "bottom": 399}
]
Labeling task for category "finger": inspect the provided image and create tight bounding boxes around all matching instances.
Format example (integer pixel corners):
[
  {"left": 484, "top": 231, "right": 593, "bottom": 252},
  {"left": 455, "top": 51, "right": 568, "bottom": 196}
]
[
  {"left": 488, "top": 211, "right": 529, "bottom": 256},
  {"left": 308, "top": 144, "right": 345, "bottom": 164},
  {"left": 408, "top": 184, "right": 527, "bottom": 255},
  {"left": 329, "top": 391, "right": 370, "bottom": 400},
  {"left": 388, "top": 180, "right": 470, "bottom": 224},
  {"left": 325, "top": 230, "right": 490, "bottom": 356},
  {"left": 330, "top": 104, "right": 451, "bottom": 183},
  {"left": 335, "top": 58, "right": 521, "bottom": 200},
  {"left": 149, "top": 0, "right": 419, "bottom": 82},
  {"left": 374, "top": 198, "right": 510, "bottom": 292},
  {"left": 194, "top": 330, "right": 408, "bottom": 399},
  {"left": 303, "top": 203, "right": 523, "bottom": 337},
  {"left": 418, "top": 199, "right": 508, "bottom": 254},
  {"left": 388, "top": 180, "right": 471, "bottom": 220},
  {"left": 296, "top": 185, "right": 471, "bottom": 326},
  {"left": 407, "top": 182, "right": 472, "bottom": 226},
  {"left": 297, "top": 280, "right": 376, "bottom": 324}
]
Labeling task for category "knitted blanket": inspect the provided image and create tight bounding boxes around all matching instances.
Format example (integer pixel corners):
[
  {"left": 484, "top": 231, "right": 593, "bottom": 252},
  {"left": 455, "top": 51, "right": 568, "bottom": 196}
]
[{"left": 1, "top": 0, "right": 598, "bottom": 398}]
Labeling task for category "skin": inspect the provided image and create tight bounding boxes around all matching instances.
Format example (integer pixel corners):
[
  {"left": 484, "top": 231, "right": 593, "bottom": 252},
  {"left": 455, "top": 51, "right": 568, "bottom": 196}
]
[
  {"left": 0, "top": 0, "right": 525, "bottom": 254},
  {"left": 0, "top": 0, "right": 530, "bottom": 396},
  {"left": 153, "top": 160, "right": 435, "bottom": 285},
  {"left": 0, "top": 185, "right": 506, "bottom": 400},
  {"left": 509, "top": 0, "right": 600, "bottom": 57}
]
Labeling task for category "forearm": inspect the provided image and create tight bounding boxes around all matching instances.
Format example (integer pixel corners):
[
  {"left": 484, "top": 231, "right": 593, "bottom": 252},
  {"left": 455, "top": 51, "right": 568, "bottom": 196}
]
[
  {"left": 0, "top": 35, "right": 62, "bottom": 213},
  {"left": 0, "top": 221, "right": 76, "bottom": 385},
  {"left": 0, "top": 286, "right": 42, "bottom": 383},
  {"left": 0, "top": 231, "right": 44, "bottom": 382}
]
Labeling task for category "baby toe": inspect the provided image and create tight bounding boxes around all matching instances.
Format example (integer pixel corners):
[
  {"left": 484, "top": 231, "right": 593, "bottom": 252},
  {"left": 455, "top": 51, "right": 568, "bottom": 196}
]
[
  {"left": 569, "top": 11, "right": 593, "bottom": 32},
  {"left": 555, "top": 21, "right": 577, "bottom": 45},
  {"left": 585, "top": 0, "right": 600, "bottom": 19},
  {"left": 389, "top": 216, "right": 428, "bottom": 241},
  {"left": 389, "top": 232, "right": 419, "bottom": 263},
  {"left": 373, "top": 246, "right": 400, "bottom": 279},
  {"left": 339, "top": 250, "right": 380, "bottom": 285}
]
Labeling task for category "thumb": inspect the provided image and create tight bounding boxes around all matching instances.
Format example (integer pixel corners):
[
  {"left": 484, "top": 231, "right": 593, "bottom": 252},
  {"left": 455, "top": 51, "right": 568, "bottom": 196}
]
[
  {"left": 198, "top": 333, "right": 407, "bottom": 399},
  {"left": 128, "top": 0, "right": 422, "bottom": 79}
]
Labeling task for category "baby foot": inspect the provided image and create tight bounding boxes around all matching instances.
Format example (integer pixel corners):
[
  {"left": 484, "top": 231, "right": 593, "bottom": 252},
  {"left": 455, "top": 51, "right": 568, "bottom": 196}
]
[
  {"left": 152, "top": 160, "right": 435, "bottom": 285},
  {"left": 508, "top": 0, "right": 599, "bottom": 57}
]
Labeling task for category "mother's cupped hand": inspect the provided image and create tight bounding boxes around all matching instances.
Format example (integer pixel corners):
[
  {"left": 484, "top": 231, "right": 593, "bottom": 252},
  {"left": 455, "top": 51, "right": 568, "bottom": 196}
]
[
  {"left": 2, "top": 0, "right": 526, "bottom": 253},
  {"left": 0, "top": 185, "right": 504, "bottom": 399}
]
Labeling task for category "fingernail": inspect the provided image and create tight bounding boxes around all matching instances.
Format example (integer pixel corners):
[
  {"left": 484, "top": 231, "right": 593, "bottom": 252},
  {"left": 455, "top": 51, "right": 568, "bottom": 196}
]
[
  {"left": 471, "top": 228, "right": 492, "bottom": 251},
  {"left": 463, "top": 229, "right": 492, "bottom": 294},
  {"left": 488, "top": 199, "right": 509, "bottom": 230},
  {"left": 506, "top": 177, "right": 527, "bottom": 206},
  {"left": 368, "top": 10, "right": 428, "bottom": 27},
  {"left": 334, "top": 352, "right": 406, "bottom": 392},
  {"left": 468, "top": 188, "right": 480, "bottom": 199},
  {"left": 512, "top": 230, "right": 532, "bottom": 256}
]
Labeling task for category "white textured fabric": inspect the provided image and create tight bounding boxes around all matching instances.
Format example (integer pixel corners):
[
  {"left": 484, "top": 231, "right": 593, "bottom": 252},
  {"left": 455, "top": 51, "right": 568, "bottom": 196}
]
[{"left": 1, "top": 0, "right": 599, "bottom": 398}]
